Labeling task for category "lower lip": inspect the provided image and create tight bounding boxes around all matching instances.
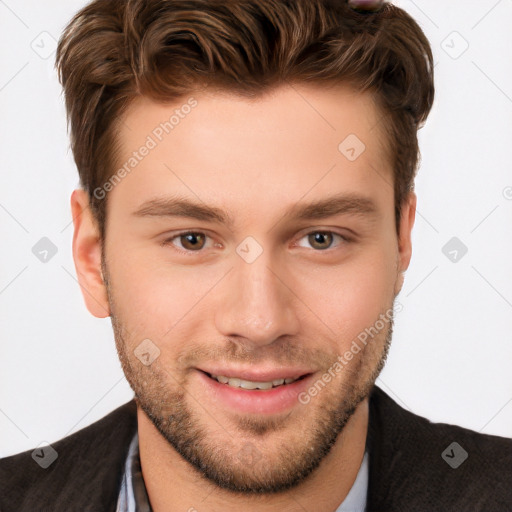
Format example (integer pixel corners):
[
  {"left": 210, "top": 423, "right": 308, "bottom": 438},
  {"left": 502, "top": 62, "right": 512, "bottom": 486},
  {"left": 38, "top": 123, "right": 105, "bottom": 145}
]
[{"left": 196, "top": 370, "right": 314, "bottom": 415}]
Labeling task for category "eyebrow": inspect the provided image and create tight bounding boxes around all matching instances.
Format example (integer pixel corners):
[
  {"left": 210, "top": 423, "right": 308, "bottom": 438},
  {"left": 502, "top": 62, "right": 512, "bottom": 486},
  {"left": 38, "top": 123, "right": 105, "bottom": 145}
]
[{"left": 132, "top": 193, "right": 379, "bottom": 229}]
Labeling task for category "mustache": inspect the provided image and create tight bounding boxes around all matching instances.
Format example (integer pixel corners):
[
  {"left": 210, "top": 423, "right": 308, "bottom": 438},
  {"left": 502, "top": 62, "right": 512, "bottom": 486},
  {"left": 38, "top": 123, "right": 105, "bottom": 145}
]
[{"left": 175, "top": 338, "right": 337, "bottom": 370}]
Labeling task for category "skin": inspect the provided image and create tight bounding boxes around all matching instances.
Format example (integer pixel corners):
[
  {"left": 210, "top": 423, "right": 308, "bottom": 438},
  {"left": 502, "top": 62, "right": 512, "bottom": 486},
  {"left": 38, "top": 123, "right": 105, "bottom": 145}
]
[{"left": 71, "top": 82, "right": 416, "bottom": 512}]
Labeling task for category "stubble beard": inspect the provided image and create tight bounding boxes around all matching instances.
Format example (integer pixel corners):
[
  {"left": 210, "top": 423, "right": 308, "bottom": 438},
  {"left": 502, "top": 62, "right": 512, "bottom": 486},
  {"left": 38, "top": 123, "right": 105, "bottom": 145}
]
[{"left": 103, "top": 260, "right": 394, "bottom": 494}]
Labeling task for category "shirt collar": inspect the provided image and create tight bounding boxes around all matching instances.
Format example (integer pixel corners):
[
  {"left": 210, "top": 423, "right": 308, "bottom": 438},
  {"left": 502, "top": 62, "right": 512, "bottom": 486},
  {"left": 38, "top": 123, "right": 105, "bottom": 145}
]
[{"left": 116, "top": 432, "right": 151, "bottom": 512}]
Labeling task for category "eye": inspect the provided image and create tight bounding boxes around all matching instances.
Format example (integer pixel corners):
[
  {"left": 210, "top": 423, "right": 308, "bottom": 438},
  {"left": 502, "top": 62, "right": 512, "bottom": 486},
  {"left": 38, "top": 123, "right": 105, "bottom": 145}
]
[
  {"left": 162, "top": 229, "right": 351, "bottom": 255},
  {"left": 163, "top": 231, "right": 212, "bottom": 252},
  {"left": 295, "top": 231, "right": 349, "bottom": 251}
]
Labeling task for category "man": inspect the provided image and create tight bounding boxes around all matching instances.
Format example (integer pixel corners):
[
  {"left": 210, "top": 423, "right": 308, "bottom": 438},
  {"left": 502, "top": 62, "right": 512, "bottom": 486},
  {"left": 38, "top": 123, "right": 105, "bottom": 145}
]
[{"left": 1, "top": 0, "right": 511, "bottom": 511}]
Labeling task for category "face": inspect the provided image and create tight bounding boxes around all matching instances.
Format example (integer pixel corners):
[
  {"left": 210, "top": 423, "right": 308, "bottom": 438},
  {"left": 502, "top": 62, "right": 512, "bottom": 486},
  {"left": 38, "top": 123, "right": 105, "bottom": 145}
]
[{"left": 72, "top": 83, "right": 415, "bottom": 494}]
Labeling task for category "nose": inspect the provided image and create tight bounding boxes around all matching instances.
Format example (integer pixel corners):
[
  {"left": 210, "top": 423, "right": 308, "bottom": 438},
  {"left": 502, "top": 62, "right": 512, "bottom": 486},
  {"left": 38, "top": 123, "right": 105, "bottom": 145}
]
[{"left": 214, "top": 249, "right": 301, "bottom": 348}]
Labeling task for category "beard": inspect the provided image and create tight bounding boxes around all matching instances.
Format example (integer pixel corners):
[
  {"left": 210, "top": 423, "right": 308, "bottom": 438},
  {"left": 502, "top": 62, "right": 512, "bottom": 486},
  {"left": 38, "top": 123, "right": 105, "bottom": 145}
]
[{"left": 103, "top": 260, "right": 395, "bottom": 495}]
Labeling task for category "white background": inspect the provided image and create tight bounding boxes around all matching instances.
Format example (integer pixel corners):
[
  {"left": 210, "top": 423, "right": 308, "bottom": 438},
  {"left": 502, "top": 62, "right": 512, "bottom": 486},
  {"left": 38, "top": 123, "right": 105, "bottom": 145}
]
[{"left": 1, "top": 0, "right": 511, "bottom": 457}]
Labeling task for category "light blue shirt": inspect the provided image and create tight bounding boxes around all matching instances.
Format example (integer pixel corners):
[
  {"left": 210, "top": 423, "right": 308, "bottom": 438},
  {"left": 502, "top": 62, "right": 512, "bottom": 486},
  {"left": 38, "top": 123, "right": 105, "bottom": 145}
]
[{"left": 117, "top": 431, "right": 368, "bottom": 512}]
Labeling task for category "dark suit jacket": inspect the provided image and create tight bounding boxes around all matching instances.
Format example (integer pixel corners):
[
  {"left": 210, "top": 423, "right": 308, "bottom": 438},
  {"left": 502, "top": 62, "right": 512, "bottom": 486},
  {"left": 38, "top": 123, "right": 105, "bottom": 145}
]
[{"left": 1, "top": 386, "right": 511, "bottom": 511}]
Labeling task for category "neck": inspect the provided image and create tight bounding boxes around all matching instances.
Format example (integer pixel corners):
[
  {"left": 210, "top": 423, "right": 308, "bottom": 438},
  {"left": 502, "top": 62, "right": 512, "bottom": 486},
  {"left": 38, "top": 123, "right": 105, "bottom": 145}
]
[{"left": 138, "top": 398, "right": 369, "bottom": 512}]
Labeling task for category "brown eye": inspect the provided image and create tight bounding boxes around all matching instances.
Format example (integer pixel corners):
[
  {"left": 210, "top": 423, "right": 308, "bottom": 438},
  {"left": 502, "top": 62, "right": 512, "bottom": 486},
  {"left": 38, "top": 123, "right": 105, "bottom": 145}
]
[
  {"left": 178, "top": 232, "right": 206, "bottom": 251},
  {"left": 307, "top": 232, "right": 334, "bottom": 250}
]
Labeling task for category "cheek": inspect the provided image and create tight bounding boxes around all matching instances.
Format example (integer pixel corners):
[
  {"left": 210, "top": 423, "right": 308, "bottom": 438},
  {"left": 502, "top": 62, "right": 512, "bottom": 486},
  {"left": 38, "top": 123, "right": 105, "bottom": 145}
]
[
  {"left": 107, "top": 250, "right": 224, "bottom": 338},
  {"left": 297, "top": 247, "right": 397, "bottom": 346}
]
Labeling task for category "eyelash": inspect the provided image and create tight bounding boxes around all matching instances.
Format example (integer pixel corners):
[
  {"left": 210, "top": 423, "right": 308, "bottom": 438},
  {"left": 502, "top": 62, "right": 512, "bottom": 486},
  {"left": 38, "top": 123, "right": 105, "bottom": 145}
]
[{"left": 161, "top": 230, "right": 352, "bottom": 255}]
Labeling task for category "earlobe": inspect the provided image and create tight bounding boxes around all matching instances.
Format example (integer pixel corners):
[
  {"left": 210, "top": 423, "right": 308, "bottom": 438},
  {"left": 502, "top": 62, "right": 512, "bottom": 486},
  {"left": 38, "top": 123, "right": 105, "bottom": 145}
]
[{"left": 70, "top": 189, "right": 110, "bottom": 318}]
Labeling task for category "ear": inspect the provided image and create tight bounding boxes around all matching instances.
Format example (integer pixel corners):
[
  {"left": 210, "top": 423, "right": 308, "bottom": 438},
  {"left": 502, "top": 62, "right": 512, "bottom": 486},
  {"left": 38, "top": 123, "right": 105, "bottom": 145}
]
[
  {"left": 70, "top": 189, "right": 110, "bottom": 318},
  {"left": 394, "top": 191, "right": 416, "bottom": 296}
]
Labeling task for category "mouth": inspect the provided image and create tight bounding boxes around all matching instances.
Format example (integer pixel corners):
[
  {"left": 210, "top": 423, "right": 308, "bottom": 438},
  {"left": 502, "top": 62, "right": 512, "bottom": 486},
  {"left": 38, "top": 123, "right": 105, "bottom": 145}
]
[
  {"left": 203, "top": 371, "right": 310, "bottom": 391},
  {"left": 195, "top": 369, "right": 315, "bottom": 415}
]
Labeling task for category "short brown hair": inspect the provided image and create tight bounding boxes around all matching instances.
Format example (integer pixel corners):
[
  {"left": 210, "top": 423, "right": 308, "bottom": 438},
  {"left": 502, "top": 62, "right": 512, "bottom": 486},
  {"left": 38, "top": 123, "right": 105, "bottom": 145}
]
[{"left": 56, "top": 0, "right": 434, "bottom": 239}]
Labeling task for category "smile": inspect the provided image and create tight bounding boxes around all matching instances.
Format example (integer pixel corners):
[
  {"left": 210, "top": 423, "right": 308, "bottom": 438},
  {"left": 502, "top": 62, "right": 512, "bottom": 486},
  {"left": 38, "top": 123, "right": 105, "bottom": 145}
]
[
  {"left": 197, "top": 370, "right": 314, "bottom": 414},
  {"left": 208, "top": 373, "right": 303, "bottom": 390}
]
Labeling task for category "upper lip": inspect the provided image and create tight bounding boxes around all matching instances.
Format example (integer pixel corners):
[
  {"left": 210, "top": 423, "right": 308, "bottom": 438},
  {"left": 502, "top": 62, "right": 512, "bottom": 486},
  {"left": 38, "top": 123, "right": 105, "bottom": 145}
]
[{"left": 196, "top": 366, "right": 314, "bottom": 382}]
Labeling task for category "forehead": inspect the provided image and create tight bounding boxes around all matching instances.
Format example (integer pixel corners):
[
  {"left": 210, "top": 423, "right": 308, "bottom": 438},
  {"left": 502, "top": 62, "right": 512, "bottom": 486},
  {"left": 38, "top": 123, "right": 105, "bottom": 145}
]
[{"left": 108, "top": 83, "right": 392, "bottom": 223}]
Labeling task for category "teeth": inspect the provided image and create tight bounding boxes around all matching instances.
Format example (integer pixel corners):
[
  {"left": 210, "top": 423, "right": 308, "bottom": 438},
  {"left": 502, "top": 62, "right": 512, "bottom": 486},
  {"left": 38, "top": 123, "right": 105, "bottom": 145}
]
[
  {"left": 210, "top": 374, "right": 300, "bottom": 390},
  {"left": 237, "top": 378, "right": 272, "bottom": 390}
]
